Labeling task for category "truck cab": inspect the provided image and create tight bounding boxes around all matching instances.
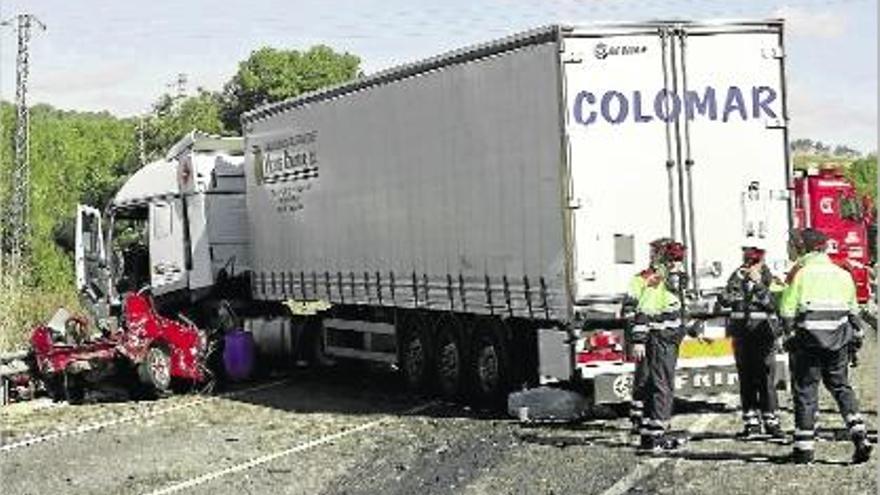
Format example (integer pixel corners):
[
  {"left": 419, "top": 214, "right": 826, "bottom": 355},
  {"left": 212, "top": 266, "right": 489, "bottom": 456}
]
[
  {"left": 793, "top": 167, "right": 873, "bottom": 304},
  {"left": 76, "top": 132, "right": 250, "bottom": 327}
]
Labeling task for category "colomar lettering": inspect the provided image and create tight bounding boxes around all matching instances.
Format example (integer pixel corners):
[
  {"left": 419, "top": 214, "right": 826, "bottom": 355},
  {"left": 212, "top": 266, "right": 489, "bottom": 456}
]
[{"left": 573, "top": 85, "right": 778, "bottom": 126}]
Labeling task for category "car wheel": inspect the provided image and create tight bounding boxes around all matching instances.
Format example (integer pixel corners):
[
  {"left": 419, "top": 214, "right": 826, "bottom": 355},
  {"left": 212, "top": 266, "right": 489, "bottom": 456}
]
[{"left": 138, "top": 346, "right": 172, "bottom": 395}]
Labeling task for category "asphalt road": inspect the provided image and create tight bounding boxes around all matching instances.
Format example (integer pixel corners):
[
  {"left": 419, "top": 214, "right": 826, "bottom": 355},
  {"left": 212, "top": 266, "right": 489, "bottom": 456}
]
[{"left": 1, "top": 338, "right": 877, "bottom": 495}]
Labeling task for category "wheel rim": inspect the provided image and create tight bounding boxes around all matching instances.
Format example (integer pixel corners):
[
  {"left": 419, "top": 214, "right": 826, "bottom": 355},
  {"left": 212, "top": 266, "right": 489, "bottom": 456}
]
[
  {"left": 476, "top": 344, "right": 500, "bottom": 394},
  {"left": 149, "top": 349, "right": 171, "bottom": 389},
  {"left": 404, "top": 337, "right": 426, "bottom": 385},
  {"left": 438, "top": 340, "right": 460, "bottom": 393}
]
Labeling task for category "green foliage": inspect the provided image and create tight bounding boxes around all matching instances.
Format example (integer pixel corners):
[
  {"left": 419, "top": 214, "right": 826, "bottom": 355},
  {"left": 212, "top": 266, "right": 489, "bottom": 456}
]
[
  {"left": 0, "top": 102, "right": 138, "bottom": 291},
  {"left": 221, "top": 45, "right": 361, "bottom": 131},
  {"left": 844, "top": 155, "right": 878, "bottom": 202},
  {"left": 144, "top": 89, "right": 226, "bottom": 160},
  {"left": 0, "top": 278, "right": 79, "bottom": 352}
]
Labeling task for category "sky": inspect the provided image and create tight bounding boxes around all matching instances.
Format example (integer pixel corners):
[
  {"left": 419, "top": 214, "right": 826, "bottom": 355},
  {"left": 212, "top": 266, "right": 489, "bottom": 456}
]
[{"left": 0, "top": 0, "right": 877, "bottom": 152}]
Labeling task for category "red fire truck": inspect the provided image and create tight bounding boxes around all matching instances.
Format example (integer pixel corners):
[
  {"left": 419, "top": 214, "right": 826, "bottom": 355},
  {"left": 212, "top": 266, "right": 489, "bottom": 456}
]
[{"left": 793, "top": 167, "right": 874, "bottom": 304}]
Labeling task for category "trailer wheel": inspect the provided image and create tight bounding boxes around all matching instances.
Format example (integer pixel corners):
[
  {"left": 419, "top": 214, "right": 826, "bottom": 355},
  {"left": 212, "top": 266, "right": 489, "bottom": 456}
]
[
  {"left": 434, "top": 327, "right": 464, "bottom": 399},
  {"left": 470, "top": 327, "right": 510, "bottom": 407},
  {"left": 138, "top": 346, "right": 172, "bottom": 395},
  {"left": 401, "top": 326, "right": 431, "bottom": 392}
]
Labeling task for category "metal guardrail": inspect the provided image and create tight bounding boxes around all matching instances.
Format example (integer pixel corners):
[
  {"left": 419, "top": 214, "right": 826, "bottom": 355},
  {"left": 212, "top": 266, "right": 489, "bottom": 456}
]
[
  {"left": 1, "top": 349, "right": 30, "bottom": 406},
  {"left": 1, "top": 350, "right": 28, "bottom": 363}
]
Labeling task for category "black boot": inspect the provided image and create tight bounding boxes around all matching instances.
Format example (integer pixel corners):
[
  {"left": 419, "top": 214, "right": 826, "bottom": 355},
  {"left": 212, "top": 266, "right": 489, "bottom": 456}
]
[
  {"left": 853, "top": 442, "right": 872, "bottom": 464},
  {"left": 735, "top": 422, "right": 762, "bottom": 440},
  {"left": 764, "top": 422, "right": 785, "bottom": 439},
  {"left": 762, "top": 412, "right": 784, "bottom": 439},
  {"left": 655, "top": 434, "right": 686, "bottom": 451},
  {"left": 630, "top": 415, "right": 642, "bottom": 435},
  {"left": 639, "top": 433, "right": 685, "bottom": 452},
  {"left": 852, "top": 432, "right": 873, "bottom": 465}
]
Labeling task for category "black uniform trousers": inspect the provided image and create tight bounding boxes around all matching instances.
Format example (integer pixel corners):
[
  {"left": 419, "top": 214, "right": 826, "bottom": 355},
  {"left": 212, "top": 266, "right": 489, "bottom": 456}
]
[
  {"left": 630, "top": 352, "right": 648, "bottom": 424},
  {"left": 790, "top": 341, "right": 859, "bottom": 432},
  {"left": 731, "top": 321, "right": 778, "bottom": 414},
  {"left": 640, "top": 327, "right": 681, "bottom": 436}
]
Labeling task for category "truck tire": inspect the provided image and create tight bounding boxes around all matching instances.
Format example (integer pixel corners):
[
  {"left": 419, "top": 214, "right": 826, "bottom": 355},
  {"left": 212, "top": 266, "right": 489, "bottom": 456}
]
[
  {"left": 400, "top": 325, "right": 431, "bottom": 392},
  {"left": 138, "top": 346, "right": 172, "bottom": 395},
  {"left": 434, "top": 326, "right": 464, "bottom": 399},
  {"left": 470, "top": 327, "right": 510, "bottom": 408}
]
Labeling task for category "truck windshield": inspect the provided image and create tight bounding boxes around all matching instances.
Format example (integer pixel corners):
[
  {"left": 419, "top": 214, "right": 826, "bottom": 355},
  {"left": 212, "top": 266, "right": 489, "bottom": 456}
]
[
  {"left": 838, "top": 193, "right": 863, "bottom": 221},
  {"left": 111, "top": 208, "right": 149, "bottom": 293}
]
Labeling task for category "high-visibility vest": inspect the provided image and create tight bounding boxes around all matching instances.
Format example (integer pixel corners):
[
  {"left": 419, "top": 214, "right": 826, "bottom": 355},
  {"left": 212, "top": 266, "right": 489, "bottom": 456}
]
[
  {"left": 779, "top": 252, "right": 857, "bottom": 349},
  {"left": 627, "top": 268, "right": 681, "bottom": 337}
]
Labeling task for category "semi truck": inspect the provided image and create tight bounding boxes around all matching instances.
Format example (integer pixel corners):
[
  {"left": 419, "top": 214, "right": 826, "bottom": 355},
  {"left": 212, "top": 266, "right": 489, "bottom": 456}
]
[
  {"left": 793, "top": 167, "right": 874, "bottom": 304},
  {"left": 74, "top": 20, "right": 792, "bottom": 410}
]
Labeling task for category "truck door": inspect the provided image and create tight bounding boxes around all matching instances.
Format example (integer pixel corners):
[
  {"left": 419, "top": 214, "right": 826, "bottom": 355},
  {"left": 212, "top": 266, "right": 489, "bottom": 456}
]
[
  {"left": 673, "top": 23, "right": 790, "bottom": 292},
  {"left": 562, "top": 28, "right": 682, "bottom": 302},
  {"left": 76, "top": 204, "right": 109, "bottom": 304},
  {"left": 149, "top": 198, "right": 188, "bottom": 295}
]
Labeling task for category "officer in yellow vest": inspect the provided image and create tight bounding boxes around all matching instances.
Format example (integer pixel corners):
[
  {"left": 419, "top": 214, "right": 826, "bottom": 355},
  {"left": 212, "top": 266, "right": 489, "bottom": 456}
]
[
  {"left": 623, "top": 238, "right": 672, "bottom": 433},
  {"left": 628, "top": 238, "right": 688, "bottom": 451},
  {"left": 780, "top": 228, "right": 872, "bottom": 464}
]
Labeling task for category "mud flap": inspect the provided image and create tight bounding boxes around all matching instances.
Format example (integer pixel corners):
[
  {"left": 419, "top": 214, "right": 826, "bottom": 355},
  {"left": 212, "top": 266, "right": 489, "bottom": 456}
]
[
  {"left": 537, "top": 328, "right": 573, "bottom": 383},
  {"left": 507, "top": 386, "right": 589, "bottom": 423}
]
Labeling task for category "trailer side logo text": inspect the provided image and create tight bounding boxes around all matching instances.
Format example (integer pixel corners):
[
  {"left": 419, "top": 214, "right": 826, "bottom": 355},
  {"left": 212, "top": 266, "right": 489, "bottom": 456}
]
[
  {"left": 254, "top": 130, "right": 320, "bottom": 215},
  {"left": 594, "top": 43, "right": 647, "bottom": 59},
  {"left": 571, "top": 86, "right": 778, "bottom": 126}
]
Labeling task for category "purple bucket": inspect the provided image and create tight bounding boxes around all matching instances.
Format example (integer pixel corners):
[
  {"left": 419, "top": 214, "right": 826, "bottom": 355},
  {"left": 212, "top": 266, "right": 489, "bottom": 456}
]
[{"left": 223, "top": 330, "right": 254, "bottom": 382}]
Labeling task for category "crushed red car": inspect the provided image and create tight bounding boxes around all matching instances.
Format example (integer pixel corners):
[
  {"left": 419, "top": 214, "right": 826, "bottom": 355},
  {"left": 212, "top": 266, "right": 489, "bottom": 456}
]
[{"left": 28, "top": 290, "right": 208, "bottom": 403}]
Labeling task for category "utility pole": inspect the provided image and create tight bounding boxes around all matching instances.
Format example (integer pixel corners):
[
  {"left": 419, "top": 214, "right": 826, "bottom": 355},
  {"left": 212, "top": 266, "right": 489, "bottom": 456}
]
[{"left": 2, "top": 14, "right": 46, "bottom": 281}]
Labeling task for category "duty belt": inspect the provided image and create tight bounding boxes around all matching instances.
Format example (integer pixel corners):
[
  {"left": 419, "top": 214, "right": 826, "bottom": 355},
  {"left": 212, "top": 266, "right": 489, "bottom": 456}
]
[{"left": 644, "top": 312, "right": 680, "bottom": 323}]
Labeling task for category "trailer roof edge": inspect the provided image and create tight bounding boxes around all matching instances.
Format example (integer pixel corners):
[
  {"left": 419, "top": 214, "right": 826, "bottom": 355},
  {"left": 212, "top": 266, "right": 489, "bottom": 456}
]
[
  {"left": 241, "top": 19, "right": 784, "bottom": 126},
  {"left": 241, "top": 24, "right": 564, "bottom": 126}
]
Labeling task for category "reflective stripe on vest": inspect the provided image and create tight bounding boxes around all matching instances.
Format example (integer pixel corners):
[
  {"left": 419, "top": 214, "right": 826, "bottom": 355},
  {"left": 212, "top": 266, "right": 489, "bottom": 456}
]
[
  {"left": 647, "top": 319, "right": 681, "bottom": 330},
  {"left": 730, "top": 311, "right": 771, "bottom": 320},
  {"left": 800, "top": 317, "right": 848, "bottom": 331}
]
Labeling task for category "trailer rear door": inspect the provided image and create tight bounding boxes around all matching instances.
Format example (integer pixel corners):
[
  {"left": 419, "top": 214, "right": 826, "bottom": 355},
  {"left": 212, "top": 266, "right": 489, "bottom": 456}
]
[
  {"left": 562, "top": 22, "right": 790, "bottom": 306},
  {"left": 562, "top": 27, "right": 682, "bottom": 303},
  {"left": 674, "top": 23, "right": 790, "bottom": 293}
]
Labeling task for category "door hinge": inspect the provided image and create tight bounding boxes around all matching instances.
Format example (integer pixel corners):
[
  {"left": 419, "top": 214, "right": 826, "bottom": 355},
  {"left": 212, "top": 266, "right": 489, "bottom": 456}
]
[
  {"left": 770, "top": 189, "right": 790, "bottom": 200},
  {"left": 562, "top": 52, "right": 584, "bottom": 64},
  {"left": 765, "top": 117, "right": 787, "bottom": 129}
]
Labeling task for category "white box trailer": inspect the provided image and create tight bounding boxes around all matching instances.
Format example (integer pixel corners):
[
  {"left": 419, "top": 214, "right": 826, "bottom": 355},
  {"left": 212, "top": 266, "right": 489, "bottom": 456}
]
[
  {"left": 239, "top": 21, "right": 791, "bottom": 404},
  {"left": 75, "top": 20, "right": 792, "bottom": 408}
]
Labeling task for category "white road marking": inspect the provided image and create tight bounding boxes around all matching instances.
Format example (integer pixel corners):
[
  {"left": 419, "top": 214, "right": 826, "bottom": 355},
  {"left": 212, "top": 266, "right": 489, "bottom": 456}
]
[
  {"left": 0, "top": 379, "right": 289, "bottom": 453},
  {"left": 143, "top": 401, "right": 439, "bottom": 495},
  {"left": 599, "top": 413, "right": 719, "bottom": 495}
]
